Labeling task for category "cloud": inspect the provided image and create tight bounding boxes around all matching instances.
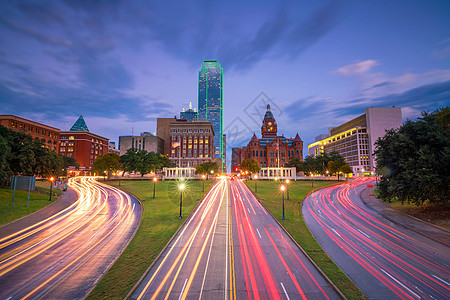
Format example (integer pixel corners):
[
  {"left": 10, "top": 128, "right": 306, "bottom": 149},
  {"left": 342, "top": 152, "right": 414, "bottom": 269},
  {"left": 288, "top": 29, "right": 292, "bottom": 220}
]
[
  {"left": 335, "top": 60, "right": 379, "bottom": 76},
  {"left": 433, "top": 38, "right": 450, "bottom": 58}
]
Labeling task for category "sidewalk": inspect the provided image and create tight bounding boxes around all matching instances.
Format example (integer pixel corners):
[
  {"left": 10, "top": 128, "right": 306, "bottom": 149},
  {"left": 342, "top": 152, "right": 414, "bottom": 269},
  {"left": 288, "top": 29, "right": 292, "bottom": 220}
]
[
  {"left": 0, "top": 188, "right": 78, "bottom": 240},
  {"left": 360, "top": 188, "right": 450, "bottom": 247}
]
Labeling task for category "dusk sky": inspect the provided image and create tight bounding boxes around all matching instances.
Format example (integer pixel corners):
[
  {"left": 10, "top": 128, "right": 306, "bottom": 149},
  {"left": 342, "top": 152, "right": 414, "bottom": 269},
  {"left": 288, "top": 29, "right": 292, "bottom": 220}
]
[{"left": 1, "top": 0, "right": 449, "bottom": 168}]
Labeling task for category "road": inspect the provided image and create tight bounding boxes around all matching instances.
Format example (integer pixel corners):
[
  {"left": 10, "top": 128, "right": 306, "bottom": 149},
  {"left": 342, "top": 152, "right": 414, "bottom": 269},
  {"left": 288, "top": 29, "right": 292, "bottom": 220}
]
[
  {"left": 0, "top": 176, "right": 141, "bottom": 299},
  {"left": 130, "top": 177, "right": 340, "bottom": 300},
  {"left": 303, "top": 178, "right": 450, "bottom": 299}
]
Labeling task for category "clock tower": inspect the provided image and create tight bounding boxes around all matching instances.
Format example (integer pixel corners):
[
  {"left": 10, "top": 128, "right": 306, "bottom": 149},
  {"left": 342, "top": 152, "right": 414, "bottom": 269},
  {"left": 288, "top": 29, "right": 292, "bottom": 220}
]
[{"left": 261, "top": 104, "right": 277, "bottom": 137}]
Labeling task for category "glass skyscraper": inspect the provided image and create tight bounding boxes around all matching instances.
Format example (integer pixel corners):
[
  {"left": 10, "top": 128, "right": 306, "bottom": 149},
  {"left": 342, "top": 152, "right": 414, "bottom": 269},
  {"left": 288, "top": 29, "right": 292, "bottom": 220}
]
[{"left": 198, "top": 60, "right": 224, "bottom": 170}]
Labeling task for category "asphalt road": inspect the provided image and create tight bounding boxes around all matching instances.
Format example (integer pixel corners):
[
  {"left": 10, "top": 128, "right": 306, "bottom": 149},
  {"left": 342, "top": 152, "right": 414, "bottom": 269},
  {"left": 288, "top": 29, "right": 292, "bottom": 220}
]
[
  {"left": 303, "top": 178, "right": 450, "bottom": 299},
  {"left": 0, "top": 176, "right": 141, "bottom": 299},
  {"left": 131, "top": 177, "right": 340, "bottom": 300}
]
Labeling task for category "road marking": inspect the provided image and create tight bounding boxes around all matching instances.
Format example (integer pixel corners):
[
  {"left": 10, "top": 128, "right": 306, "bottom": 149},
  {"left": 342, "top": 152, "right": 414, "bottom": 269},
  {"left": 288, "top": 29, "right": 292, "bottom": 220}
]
[
  {"left": 178, "top": 279, "right": 188, "bottom": 300},
  {"left": 317, "top": 209, "right": 321, "bottom": 215},
  {"left": 247, "top": 207, "right": 251, "bottom": 214},
  {"left": 280, "top": 282, "right": 290, "bottom": 300},
  {"left": 433, "top": 275, "right": 450, "bottom": 286},
  {"left": 332, "top": 228, "right": 341, "bottom": 237},
  {"left": 391, "top": 231, "right": 404, "bottom": 239},
  {"left": 202, "top": 228, "right": 206, "bottom": 237},
  {"left": 380, "top": 269, "right": 421, "bottom": 299},
  {"left": 358, "top": 229, "right": 370, "bottom": 239},
  {"left": 256, "top": 228, "right": 262, "bottom": 238},
  {"left": 132, "top": 203, "right": 135, "bottom": 212}
]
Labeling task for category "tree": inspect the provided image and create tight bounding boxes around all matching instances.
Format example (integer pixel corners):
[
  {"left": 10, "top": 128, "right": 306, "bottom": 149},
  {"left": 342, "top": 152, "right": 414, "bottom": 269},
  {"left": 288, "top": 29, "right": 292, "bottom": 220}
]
[
  {"left": 374, "top": 108, "right": 449, "bottom": 205},
  {"left": 120, "top": 149, "right": 171, "bottom": 176},
  {"left": 285, "top": 157, "right": 303, "bottom": 173},
  {"left": 92, "top": 153, "right": 121, "bottom": 178},
  {"left": 239, "top": 159, "right": 261, "bottom": 175},
  {"left": 60, "top": 155, "right": 79, "bottom": 176},
  {"left": 195, "top": 161, "right": 219, "bottom": 177}
]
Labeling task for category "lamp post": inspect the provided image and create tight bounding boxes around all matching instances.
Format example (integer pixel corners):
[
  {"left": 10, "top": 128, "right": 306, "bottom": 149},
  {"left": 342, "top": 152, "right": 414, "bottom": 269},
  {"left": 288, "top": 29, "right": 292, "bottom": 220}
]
[
  {"left": 179, "top": 183, "right": 185, "bottom": 218},
  {"left": 281, "top": 185, "right": 286, "bottom": 220},
  {"left": 210, "top": 169, "right": 214, "bottom": 181},
  {"left": 254, "top": 174, "right": 258, "bottom": 193},
  {"left": 49, "top": 177, "right": 55, "bottom": 201},
  {"left": 153, "top": 177, "right": 157, "bottom": 199},
  {"left": 285, "top": 179, "right": 290, "bottom": 200},
  {"left": 202, "top": 174, "right": 205, "bottom": 192},
  {"left": 310, "top": 172, "right": 314, "bottom": 187}
]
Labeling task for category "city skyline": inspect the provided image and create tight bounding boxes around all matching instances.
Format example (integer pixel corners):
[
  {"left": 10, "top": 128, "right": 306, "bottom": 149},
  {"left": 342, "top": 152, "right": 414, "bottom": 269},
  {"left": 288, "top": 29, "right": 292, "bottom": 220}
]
[{"left": 0, "top": 1, "right": 449, "bottom": 169}]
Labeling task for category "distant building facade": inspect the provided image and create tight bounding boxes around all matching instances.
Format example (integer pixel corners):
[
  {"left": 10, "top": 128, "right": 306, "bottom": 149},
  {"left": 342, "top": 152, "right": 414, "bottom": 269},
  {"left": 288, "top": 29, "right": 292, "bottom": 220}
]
[
  {"left": 180, "top": 102, "right": 198, "bottom": 122},
  {"left": 0, "top": 115, "right": 60, "bottom": 152},
  {"left": 157, "top": 117, "right": 175, "bottom": 157},
  {"left": 118, "top": 132, "right": 164, "bottom": 156},
  {"left": 169, "top": 119, "right": 215, "bottom": 168},
  {"left": 198, "top": 60, "right": 224, "bottom": 170},
  {"left": 308, "top": 107, "right": 403, "bottom": 174},
  {"left": 238, "top": 105, "right": 304, "bottom": 168},
  {"left": 108, "top": 141, "right": 120, "bottom": 155},
  {"left": 231, "top": 146, "right": 246, "bottom": 172},
  {"left": 59, "top": 131, "right": 108, "bottom": 170}
]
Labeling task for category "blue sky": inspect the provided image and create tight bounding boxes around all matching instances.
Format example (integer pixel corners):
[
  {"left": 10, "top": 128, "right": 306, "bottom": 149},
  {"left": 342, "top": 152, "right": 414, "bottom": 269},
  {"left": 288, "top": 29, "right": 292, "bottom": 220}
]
[{"left": 1, "top": 0, "right": 449, "bottom": 168}]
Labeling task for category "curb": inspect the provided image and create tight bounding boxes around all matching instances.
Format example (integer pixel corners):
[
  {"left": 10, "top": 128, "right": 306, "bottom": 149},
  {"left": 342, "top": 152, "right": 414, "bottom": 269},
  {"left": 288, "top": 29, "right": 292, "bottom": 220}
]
[
  {"left": 0, "top": 188, "right": 77, "bottom": 238},
  {"left": 85, "top": 179, "right": 144, "bottom": 299},
  {"left": 244, "top": 181, "right": 347, "bottom": 300},
  {"left": 124, "top": 180, "right": 218, "bottom": 300},
  {"left": 360, "top": 186, "right": 450, "bottom": 247}
]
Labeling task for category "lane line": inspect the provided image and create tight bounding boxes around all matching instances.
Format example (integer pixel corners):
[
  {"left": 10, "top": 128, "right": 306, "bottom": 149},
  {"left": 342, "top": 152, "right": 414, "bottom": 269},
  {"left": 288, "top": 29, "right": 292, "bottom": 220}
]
[
  {"left": 380, "top": 268, "right": 421, "bottom": 299},
  {"left": 256, "top": 229, "right": 262, "bottom": 238},
  {"left": 433, "top": 275, "right": 450, "bottom": 286},
  {"left": 202, "top": 228, "right": 206, "bottom": 237},
  {"left": 280, "top": 282, "right": 290, "bottom": 300},
  {"left": 178, "top": 279, "right": 188, "bottom": 300}
]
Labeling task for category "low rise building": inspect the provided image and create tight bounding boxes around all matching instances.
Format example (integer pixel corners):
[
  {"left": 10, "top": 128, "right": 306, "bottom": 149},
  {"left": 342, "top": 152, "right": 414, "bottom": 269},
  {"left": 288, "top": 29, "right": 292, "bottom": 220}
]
[
  {"left": 0, "top": 115, "right": 60, "bottom": 151},
  {"left": 118, "top": 132, "right": 164, "bottom": 156},
  {"left": 308, "top": 107, "right": 402, "bottom": 174},
  {"left": 169, "top": 119, "right": 215, "bottom": 168},
  {"left": 108, "top": 141, "right": 120, "bottom": 155},
  {"left": 157, "top": 117, "right": 175, "bottom": 156}
]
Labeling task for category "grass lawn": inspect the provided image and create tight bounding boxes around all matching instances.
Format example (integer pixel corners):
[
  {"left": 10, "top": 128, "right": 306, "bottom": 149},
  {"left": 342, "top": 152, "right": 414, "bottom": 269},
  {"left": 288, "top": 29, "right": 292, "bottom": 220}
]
[
  {"left": 86, "top": 179, "right": 214, "bottom": 299},
  {"left": 246, "top": 179, "right": 367, "bottom": 300},
  {"left": 0, "top": 186, "right": 56, "bottom": 226}
]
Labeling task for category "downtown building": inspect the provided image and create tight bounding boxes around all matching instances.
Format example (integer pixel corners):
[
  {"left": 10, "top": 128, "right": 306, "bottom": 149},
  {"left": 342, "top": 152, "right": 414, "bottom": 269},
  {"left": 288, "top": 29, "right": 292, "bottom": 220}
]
[
  {"left": 307, "top": 107, "right": 402, "bottom": 175},
  {"left": 198, "top": 60, "right": 225, "bottom": 171},
  {"left": 169, "top": 119, "right": 215, "bottom": 168},
  {"left": 0, "top": 115, "right": 60, "bottom": 152},
  {"left": 118, "top": 132, "right": 164, "bottom": 156},
  {"left": 235, "top": 104, "right": 304, "bottom": 169},
  {"left": 59, "top": 116, "right": 109, "bottom": 172}
]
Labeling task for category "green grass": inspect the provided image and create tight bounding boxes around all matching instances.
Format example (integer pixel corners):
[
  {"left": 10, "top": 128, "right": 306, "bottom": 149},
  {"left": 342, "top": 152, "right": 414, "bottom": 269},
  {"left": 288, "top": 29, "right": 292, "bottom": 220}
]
[
  {"left": 86, "top": 179, "right": 214, "bottom": 300},
  {"left": 34, "top": 180, "right": 63, "bottom": 196},
  {"left": 0, "top": 187, "right": 55, "bottom": 226},
  {"left": 246, "top": 180, "right": 367, "bottom": 300}
]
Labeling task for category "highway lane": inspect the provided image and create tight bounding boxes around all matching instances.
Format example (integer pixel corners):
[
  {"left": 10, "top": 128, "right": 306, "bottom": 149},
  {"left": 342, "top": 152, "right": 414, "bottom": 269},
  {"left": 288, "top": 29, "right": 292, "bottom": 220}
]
[
  {"left": 131, "top": 177, "right": 340, "bottom": 299},
  {"left": 303, "top": 178, "right": 450, "bottom": 299},
  {"left": 0, "top": 176, "right": 141, "bottom": 299}
]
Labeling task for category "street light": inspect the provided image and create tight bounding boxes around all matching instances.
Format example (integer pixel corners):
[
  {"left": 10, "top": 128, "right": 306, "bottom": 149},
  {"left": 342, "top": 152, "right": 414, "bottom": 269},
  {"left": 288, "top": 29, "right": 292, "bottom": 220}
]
[
  {"left": 281, "top": 185, "right": 286, "bottom": 220},
  {"left": 285, "top": 179, "right": 290, "bottom": 200},
  {"left": 49, "top": 177, "right": 55, "bottom": 201},
  {"left": 153, "top": 177, "right": 157, "bottom": 199},
  {"left": 202, "top": 174, "right": 206, "bottom": 192},
  {"left": 179, "top": 183, "right": 185, "bottom": 218},
  {"left": 254, "top": 174, "right": 258, "bottom": 193},
  {"left": 310, "top": 172, "right": 314, "bottom": 187}
]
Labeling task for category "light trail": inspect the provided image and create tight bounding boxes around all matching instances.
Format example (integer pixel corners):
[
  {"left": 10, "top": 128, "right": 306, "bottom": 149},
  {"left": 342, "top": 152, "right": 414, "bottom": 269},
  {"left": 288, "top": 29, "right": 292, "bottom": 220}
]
[
  {"left": 0, "top": 176, "right": 141, "bottom": 300},
  {"left": 304, "top": 178, "right": 450, "bottom": 299}
]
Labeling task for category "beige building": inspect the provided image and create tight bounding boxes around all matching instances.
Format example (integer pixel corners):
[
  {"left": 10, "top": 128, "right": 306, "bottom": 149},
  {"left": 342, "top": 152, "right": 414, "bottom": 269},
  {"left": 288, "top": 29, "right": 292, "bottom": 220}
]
[
  {"left": 118, "top": 132, "right": 164, "bottom": 156},
  {"left": 308, "top": 107, "right": 402, "bottom": 174},
  {"left": 169, "top": 119, "right": 215, "bottom": 168}
]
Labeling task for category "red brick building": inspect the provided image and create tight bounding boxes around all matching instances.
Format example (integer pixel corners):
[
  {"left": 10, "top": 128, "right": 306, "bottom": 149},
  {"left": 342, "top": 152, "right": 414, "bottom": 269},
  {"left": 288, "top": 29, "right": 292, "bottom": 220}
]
[
  {"left": 238, "top": 104, "right": 303, "bottom": 168},
  {"left": 0, "top": 115, "right": 60, "bottom": 152},
  {"left": 59, "top": 131, "right": 108, "bottom": 171}
]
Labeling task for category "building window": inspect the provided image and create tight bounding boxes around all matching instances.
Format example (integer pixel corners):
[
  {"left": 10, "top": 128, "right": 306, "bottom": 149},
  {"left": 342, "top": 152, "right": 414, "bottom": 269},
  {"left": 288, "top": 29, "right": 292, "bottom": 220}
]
[
  {"left": 60, "top": 147, "right": 65, "bottom": 152},
  {"left": 69, "top": 136, "right": 74, "bottom": 140}
]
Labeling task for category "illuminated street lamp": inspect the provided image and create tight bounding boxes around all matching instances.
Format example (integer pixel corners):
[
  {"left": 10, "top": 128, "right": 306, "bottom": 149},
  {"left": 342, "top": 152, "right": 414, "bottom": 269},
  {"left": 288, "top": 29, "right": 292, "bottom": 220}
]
[
  {"left": 49, "top": 177, "right": 55, "bottom": 201},
  {"left": 254, "top": 174, "right": 258, "bottom": 193},
  {"left": 310, "top": 172, "right": 314, "bottom": 187},
  {"left": 202, "top": 174, "right": 206, "bottom": 192},
  {"left": 285, "top": 179, "right": 290, "bottom": 200},
  {"left": 153, "top": 177, "right": 157, "bottom": 199},
  {"left": 281, "top": 185, "right": 286, "bottom": 220},
  {"left": 179, "top": 183, "right": 185, "bottom": 218}
]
